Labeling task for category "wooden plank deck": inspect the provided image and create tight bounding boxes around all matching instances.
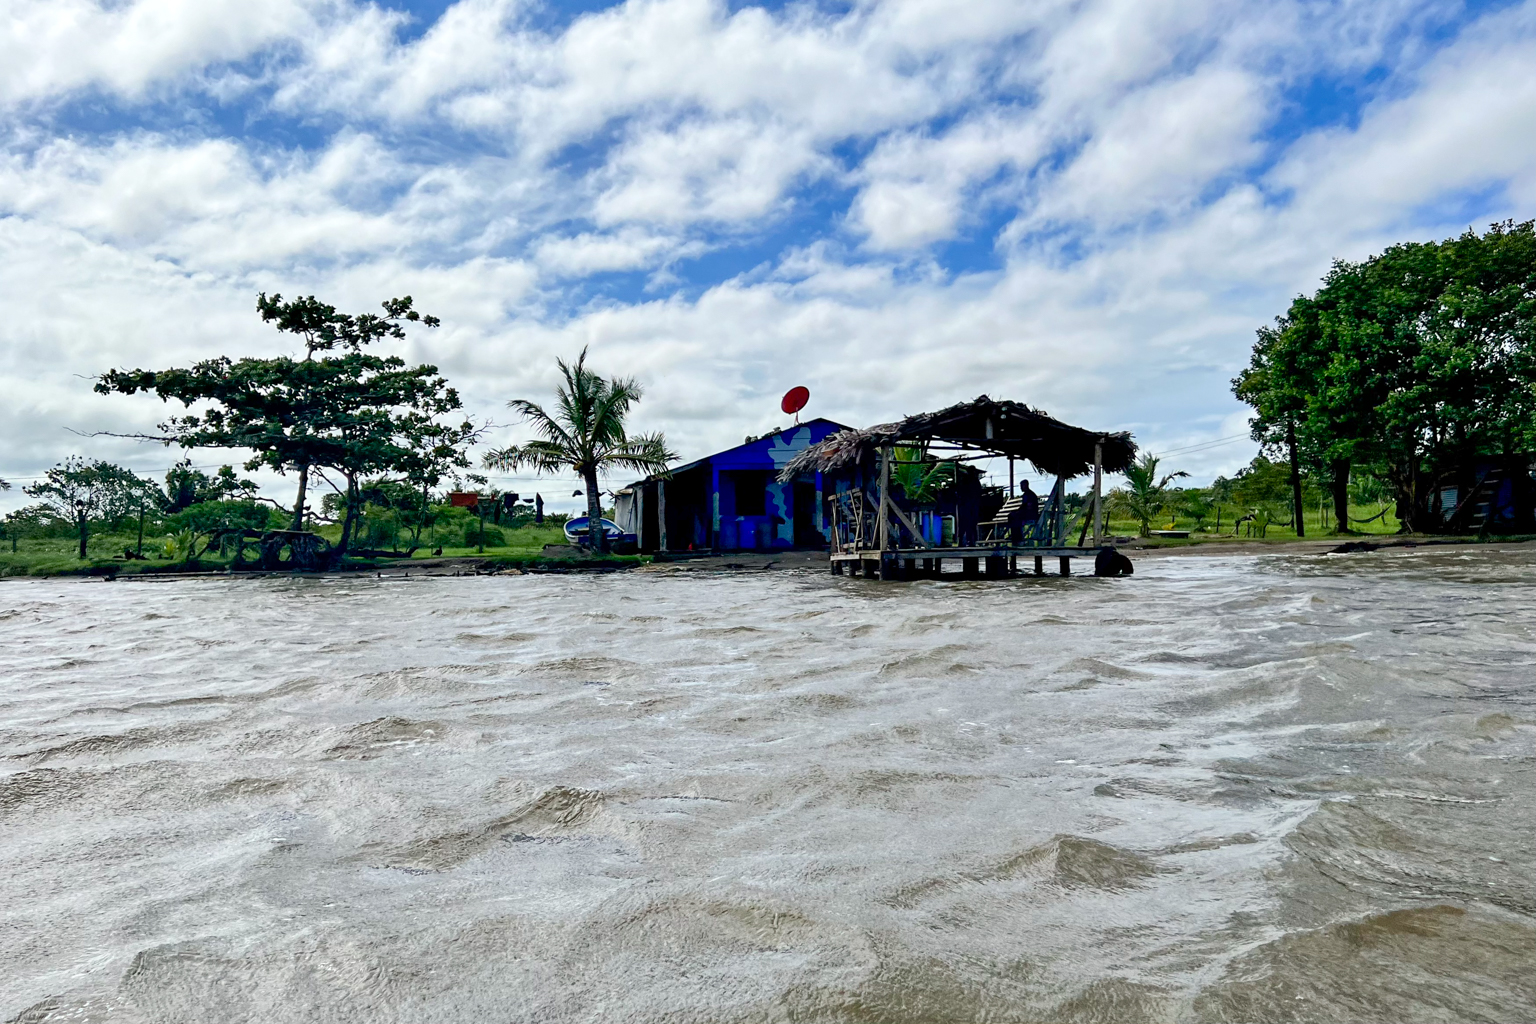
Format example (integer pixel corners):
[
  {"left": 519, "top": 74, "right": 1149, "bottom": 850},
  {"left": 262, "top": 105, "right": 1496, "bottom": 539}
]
[
  {"left": 829, "top": 545, "right": 1101, "bottom": 578},
  {"left": 829, "top": 546, "right": 1096, "bottom": 560}
]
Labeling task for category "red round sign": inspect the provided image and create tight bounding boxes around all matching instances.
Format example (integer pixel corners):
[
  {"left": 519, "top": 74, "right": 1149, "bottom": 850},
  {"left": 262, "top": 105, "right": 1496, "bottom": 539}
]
[{"left": 781, "top": 386, "right": 810, "bottom": 415}]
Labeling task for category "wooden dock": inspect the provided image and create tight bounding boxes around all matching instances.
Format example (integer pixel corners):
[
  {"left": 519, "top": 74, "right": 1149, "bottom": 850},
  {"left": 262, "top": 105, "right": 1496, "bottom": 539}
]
[{"left": 830, "top": 546, "right": 1095, "bottom": 579}]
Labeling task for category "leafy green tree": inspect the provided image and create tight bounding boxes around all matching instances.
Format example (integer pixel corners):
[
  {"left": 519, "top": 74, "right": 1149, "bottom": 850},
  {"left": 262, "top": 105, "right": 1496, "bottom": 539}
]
[
  {"left": 483, "top": 348, "right": 675, "bottom": 553},
  {"left": 24, "top": 458, "right": 156, "bottom": 558},
  {"left": 97, "top": 294, "right": 475, "bottom": 560},
  {"left": 1111, "top": 454, "right": 1188, "bottom": 536},
  {"left": 2, "top": 504, "right": 58, "bottom": 553},
  {"left": 1236, "top": 221, "right": 1536, "bottom": 533},
  {"left": 162, "top": 460, "right": 257, "bottom": 513}
]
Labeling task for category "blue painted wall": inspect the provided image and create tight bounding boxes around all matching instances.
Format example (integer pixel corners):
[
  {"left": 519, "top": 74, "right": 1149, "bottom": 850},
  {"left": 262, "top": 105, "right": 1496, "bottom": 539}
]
[{"left": 706, "top": 418, "right": 846, "bottom": 551}]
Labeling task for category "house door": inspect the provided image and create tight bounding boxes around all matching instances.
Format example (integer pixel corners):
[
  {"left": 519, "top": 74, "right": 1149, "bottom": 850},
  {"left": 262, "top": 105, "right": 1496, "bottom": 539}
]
[{"left": 793, "top": 481, "right": 820, "bottom": 547}]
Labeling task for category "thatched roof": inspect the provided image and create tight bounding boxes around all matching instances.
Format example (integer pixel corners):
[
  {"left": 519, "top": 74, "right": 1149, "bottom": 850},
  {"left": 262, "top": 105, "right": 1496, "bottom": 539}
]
[{"left": 780, "top": 395, "right": 1135, "bottom": 481}]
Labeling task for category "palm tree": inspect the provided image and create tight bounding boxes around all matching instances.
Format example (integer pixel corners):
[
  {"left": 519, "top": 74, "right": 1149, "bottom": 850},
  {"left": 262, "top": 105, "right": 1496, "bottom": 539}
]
[
  {"left": 891, "top": 445, "right": 955, "bottom": 505},
  {"left": 483, "top": 348, "right": 675, "bottom": 552},
  {"left": 1114, "top": 454, "right": 1189, "bottom": 537}
]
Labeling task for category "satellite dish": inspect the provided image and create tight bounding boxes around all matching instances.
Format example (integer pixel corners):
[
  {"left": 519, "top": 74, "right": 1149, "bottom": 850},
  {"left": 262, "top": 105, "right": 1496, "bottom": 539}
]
[{"left": 781, "top": 386, "right": 810, "bottom": 416}]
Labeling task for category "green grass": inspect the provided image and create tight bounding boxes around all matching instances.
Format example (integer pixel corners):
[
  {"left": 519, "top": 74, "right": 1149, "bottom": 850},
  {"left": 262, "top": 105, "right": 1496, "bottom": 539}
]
[
  {"left": 1102, "top": 501, "right": 1404, "bottom": 543},
  {"left": 0, "top": 524, "right": 642, "bottom": 578}
]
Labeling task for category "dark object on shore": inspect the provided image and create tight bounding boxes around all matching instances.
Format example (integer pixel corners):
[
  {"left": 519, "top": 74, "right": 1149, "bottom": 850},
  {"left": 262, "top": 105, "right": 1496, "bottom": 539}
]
[
  {"left": 1095, "top": 547, "right": 1134, "bottom": 576},
  {"left": 1330, "top": 541, "right": 1380, "bottom": 554}
]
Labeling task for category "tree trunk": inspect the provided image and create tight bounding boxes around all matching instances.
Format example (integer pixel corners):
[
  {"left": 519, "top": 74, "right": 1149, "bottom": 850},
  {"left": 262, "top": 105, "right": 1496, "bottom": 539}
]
[
  {"left": 335, "top": 475, "right": 360, "bottom": 560},
  {"left": 290, "top": 463, "right": 310, "bottom": 532},
  {"left": 584, "top": 466, "right": 605, "bottom": 553},
  {"left": 1286, "top": 420, "right": 1305, "bottom": 538},
  {"left": 77, "top": 513, "right": 88, "bottom": 560},
  {"left": 1399, "top": 457, "right": 1419, "bottom": 533},
  {"left": 1331, "top": 458, "right": 1350, "bottom": 534}
]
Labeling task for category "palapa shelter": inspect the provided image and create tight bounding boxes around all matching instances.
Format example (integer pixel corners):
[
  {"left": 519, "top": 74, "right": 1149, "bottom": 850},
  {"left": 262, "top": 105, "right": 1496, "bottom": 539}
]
[{"left": 780, "top": 395, "right": 1136, "bottom": 579}]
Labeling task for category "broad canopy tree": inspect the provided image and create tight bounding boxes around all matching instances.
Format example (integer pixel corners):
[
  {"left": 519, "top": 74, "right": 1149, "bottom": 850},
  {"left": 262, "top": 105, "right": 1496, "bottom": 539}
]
[
  {"left": 1235, "top": 221, "right": 1536, "bottom": 533},
  {"left": 24, "top": 457, "right": 157, "bottom": 559},
  {"left": 97, "top": 294, "right": 477, "bottom": 561}
]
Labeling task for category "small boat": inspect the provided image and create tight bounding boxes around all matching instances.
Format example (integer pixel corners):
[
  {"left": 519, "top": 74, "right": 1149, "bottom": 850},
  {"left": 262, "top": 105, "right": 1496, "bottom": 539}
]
[{"left": 564, "top": 516, "right": 624, "bottom": 545}]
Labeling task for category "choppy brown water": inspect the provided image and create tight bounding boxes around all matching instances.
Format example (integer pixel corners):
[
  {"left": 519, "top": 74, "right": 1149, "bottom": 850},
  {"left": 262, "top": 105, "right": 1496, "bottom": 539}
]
[{"left": 3, "top": 548, "right": 1534, "bottom": 1023}]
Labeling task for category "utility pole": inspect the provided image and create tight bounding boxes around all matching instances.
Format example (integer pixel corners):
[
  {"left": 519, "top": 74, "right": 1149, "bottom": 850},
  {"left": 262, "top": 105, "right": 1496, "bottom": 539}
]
[{"left": 1287, "top": 418, "right": 1306, "bottom": 538}]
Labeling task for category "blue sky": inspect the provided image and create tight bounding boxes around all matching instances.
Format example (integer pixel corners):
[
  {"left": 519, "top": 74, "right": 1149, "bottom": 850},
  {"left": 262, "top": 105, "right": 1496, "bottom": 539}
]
[{"left": 3, "top": 0, "right": 1535, "bottom": 509}]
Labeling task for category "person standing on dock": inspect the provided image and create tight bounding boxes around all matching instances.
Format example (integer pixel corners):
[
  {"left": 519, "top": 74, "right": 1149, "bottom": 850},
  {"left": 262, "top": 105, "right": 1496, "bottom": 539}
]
[{"left": 1012, "top": 480, "right": 1039, "bottom": 541}]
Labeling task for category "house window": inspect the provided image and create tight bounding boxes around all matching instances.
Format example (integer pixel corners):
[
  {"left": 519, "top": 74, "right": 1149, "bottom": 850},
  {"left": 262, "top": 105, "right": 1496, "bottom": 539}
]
[{"left": 729, "top": 471, "right": 771, "bottom": 515}]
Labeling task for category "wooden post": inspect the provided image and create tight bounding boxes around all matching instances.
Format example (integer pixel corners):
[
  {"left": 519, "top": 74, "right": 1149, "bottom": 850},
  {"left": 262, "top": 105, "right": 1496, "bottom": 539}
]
[
  {"left": 1092, "top": 440, "right": 1103, "bottom": 547},
  {"left": 1059, "top": 556, "right": 1071, "bottom": 576},
  {"left": 657, "top": 480, "right": 667, "bottom": 552},
  {"left": 877, "top": 446, "right": 892, "bottom": 556},
  {"left": 1054, "top": 474, "right": 1066, "bottom": 546},
  {"left": 636, "top": 485, "right": 645, "bottom": 553},
  {"left": 962, "top": 556, "right": 979, "bottom": 578},
  {"left": 1034, "top": 555, "right": 1044, "bottom": 575},
  {"left": 1009, "top": 456, "right": 1015, "bottom": 497}
]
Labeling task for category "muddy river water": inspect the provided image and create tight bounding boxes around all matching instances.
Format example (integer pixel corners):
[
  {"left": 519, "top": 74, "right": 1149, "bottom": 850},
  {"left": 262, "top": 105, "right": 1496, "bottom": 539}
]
[{"left": 2, "top": 548, "right": 1534, "bottom": 1023}]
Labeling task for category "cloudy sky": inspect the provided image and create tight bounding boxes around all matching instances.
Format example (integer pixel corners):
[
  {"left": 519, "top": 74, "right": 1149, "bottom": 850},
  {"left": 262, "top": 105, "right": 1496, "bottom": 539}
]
[{"left": 2, "top": 0, "right": 1533, "bottom": 510}]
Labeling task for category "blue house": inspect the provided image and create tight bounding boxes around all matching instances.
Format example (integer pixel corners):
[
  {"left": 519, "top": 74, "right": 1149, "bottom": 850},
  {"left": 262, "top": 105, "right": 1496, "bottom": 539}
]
[{"left": 614, "top": 418, "right": 849, "bottom": 553}]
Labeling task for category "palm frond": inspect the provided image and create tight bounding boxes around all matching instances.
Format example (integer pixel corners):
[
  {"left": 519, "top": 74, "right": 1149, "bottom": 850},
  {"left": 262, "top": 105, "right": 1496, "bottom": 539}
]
[
  {"left": 482, "top": 440, "right": 573, "bottom": 474},
  {"left": 597, "top": 432, "right": 677, "bottom": 474}
]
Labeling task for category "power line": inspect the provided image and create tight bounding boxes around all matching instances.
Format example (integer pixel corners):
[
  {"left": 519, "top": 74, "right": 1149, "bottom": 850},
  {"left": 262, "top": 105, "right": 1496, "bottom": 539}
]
[{"left": 1150, "top": 434, "right": 1250, "bottom": 458}]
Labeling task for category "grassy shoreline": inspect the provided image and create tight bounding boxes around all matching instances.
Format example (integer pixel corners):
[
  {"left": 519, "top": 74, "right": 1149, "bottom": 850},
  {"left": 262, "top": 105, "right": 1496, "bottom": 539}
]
[
  {"left": 6, "top": 530, "right": 1527, "bottom": 580},
  {"left": 0, "top": 523, "right": 647, "bottom": 579}
]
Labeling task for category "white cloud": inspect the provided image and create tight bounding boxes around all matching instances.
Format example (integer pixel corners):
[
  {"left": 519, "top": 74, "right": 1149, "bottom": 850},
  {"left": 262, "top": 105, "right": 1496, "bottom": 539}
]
[
  {"left": 594, "top": 118, "right": 826, "bottom": 226},
  {"left": 1034, "top": 65, "right": 1267, "bottom": 227},
  {"left": 534, "top": 228, "right": 689, "bottom": 276},
  {"left": 0, "top": 0, "right": 320, "bottom": 105},
  {"left": 1270, "top": 3, "right": 1536, "bottom": 228},
  {"left": 0, "top": 132, "right": 456, "bottom": 269},
  {"left": 853, "top": 112, "right": 1047, "bottom": 249}
]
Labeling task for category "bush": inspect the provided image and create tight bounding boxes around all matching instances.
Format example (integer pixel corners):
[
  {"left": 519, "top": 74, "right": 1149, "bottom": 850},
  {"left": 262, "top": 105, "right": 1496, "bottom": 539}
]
[{"left": 462, "top": 525, "right": 505, "bottom": 548}]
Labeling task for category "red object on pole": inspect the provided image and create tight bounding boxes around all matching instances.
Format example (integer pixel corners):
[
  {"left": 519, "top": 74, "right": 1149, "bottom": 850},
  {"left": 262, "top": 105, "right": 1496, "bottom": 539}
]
[
  {"left": 781, "top": 386, "right": 810, "bottom": 416},
  {"left": 449, "top": 491, "right": 479, "bottom": 508}
]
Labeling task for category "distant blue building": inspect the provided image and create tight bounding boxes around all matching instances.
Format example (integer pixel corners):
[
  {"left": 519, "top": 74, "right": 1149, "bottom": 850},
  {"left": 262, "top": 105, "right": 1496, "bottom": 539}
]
[{"left": 614, "top": 418, "right": 849, "bottom": 553}]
